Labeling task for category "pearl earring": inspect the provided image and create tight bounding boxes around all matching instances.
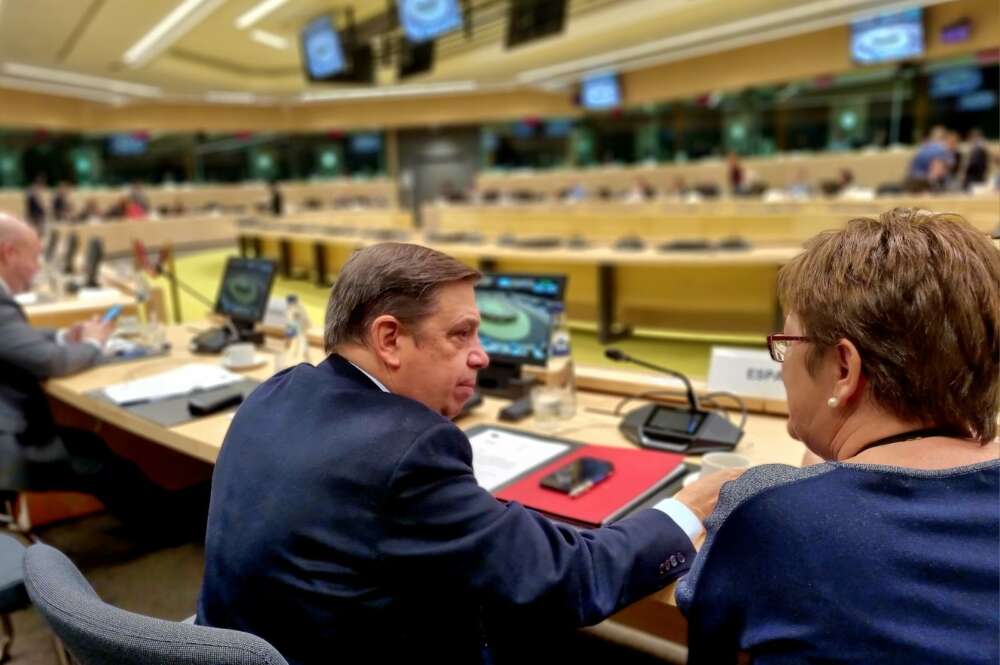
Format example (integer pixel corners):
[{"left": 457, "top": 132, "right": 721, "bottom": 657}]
[{"left": 827, "top": 397, "right": 840, "bottom": 408}]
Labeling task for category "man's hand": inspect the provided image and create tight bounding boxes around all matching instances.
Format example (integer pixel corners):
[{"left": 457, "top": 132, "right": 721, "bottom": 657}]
[
  {"left": 63, "top": 322, "right": 85, "bottom": 343},
  {"left": 673, "top": 468, "right": 744, "bottom": 522},
  {"left": 78, "top": 317, "right": 114, "bottom": 347}
]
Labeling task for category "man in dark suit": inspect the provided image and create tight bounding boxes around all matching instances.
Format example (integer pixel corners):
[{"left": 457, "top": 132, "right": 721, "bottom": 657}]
[
  {"left": 0, "top": 213, "right": 194, "bottom": 532},
  {"left": 199, "top": 243, "right": 740, "bottom": 664}
]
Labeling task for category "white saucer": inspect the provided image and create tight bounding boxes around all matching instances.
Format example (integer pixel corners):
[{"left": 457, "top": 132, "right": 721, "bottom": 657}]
[{"left": 222, "top": 354, "right": 268, "bottom": 371}]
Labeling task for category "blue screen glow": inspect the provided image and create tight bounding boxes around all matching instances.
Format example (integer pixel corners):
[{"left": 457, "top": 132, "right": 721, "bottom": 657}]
[
  {"left": 397, "top": 0, "right": 463, "bottom": 43},
  {"left": 580, "top": 73, "right": 621, "bottom": 110},
  {"left": 930, "top": 67, "right": 983, "bottom": 98},
  {"left": 850, "top": 9, "right": 924, "bottom": 64},
  {"left": 350, "top": 133, "right": 383, "bottom": 154},
  {"left": 108, "top": 134, "right": 147, "bottom": 156},
  {"left": 301, "top": 16, "right": 346, "bottom": 79}
]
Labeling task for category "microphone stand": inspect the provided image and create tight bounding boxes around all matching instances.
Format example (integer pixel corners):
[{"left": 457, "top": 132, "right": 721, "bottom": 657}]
[
  {"left": 605, "top": 349, "right": 700, "bottom": 410},
  {"left": 603, "top": 347, "right": 743, "bottom": 453}
]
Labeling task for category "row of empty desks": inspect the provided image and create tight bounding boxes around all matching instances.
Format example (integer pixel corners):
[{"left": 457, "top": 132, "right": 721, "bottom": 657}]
[{"left": 238, "top": 224, "right": 800, "bottom": 342}]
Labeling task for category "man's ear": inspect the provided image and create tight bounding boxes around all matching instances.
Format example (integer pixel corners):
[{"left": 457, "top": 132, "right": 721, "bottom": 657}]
[{"left": 369, "top": 314, "right": 404, "bottom": 369}]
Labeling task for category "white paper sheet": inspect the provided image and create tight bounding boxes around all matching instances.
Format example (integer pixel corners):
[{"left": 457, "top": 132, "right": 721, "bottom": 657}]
[
  {"left": 103, "top": 363, "right": 243, "bottom": 405},
  {"left": 469, "top": 428, "right": 571, "bottom": 492}
]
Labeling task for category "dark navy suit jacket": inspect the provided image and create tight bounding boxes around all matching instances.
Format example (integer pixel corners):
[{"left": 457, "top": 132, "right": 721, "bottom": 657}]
[{"left": 198, "top": 355, "right": 694, "bottom": 664}]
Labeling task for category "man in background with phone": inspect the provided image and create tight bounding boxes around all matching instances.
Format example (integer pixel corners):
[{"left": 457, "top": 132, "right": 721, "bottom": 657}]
[
  {"left": 199, "top": 242, "right": 742, "bottom": 664},
  {"left": 0, "top": 212, "right": 199, "bottom": 538}
]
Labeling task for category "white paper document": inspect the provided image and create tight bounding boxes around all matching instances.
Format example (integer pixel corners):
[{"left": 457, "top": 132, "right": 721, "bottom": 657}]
[
  {"left": 103, "top": 363, "right": 243, "bottom": 405},
  {"left": 469, "top": 428, "right": 571, "bottom": 492}
]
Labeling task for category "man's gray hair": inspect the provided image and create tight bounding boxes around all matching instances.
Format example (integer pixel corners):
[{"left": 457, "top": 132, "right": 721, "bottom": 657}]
[{"left": 324, "top": 243, "right": 480, "bottom": 352}]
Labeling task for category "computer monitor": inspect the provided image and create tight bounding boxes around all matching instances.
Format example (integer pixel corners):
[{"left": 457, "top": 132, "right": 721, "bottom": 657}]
[
  {"left": 506, "top": 0, "right": 567, "bottom": 49},
  {"left": 83, "top": 238, "right": 104, "bottom": 288},
  {"left": 396, "top": 0, "right": 462, "bottom": 43},
  {"left": 300, "top": 15, "right": 347, "bottom": 81},
  {"left": 213, "top": 257, "right": 277, "bottom": 332},
  {"left": 579, "top": 72, "right": 621, "bottom": 110},
  {"left": 850, "top": 8, "right": 923, "bottom": 64},
  {"left": 397, "top": 38, "right": 434, "bottom": 79},
  {"left": 475, "top": 273, "right": 567, "bottom": 396},
  {"left": 108, "top": 133, "right": 148, "bottom": 156}
]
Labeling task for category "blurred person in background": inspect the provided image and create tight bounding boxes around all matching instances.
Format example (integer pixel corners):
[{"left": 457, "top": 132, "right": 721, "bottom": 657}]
[
  {"left": 906, "top": 126, "right": 953, "bottom": 180},
  {"left": 24, "top": 175, "right": 47, "bottom": 233},
  {"left": 963, "top": 129, "right": 989, "bottom": 190},
  {"left": 51, "top": 181, "right": 74, "bottom": 222}
]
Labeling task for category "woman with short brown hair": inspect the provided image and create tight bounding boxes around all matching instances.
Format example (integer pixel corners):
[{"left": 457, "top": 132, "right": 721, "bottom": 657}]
[{"left": 677, "top": 208, "right": 999, "bottom": 665}]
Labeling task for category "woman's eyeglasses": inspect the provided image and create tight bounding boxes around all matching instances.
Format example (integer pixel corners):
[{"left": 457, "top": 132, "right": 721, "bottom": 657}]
[{"left": 766, "top": 334, "right": 812, "bottom": 362}]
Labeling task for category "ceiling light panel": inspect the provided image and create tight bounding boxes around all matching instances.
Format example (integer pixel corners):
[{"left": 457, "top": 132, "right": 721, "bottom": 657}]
[
  {"left": 123, "top": 0, "right": 227, "bottom": 68},
  {"left": 251, "top": 29, "right": 288, "bottom": 49},
  {"left": 2, "top": 62, "right": 161, "bottom": 97},
  {"left": 235, "top": 0, "right": 290, "bottom": 30}
]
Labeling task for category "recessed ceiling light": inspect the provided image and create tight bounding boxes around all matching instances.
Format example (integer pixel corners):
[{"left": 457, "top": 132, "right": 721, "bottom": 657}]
[
  {"left": 300, "top": 81, "right": 477, "bottom": 102},
  {"left": 0, "top": 75, "right": 128, "bottom": 106},
  {"left": 251, "top": 29, "right": 288, "bottom": 50},
  {"left": 235, "top": 0, "right": 290, "bottom": 30},
  {"left": 123, "top": 0, "right": 226, "bottom": 68},
  {"left": 2, "top": 62, "right": 161, "bottom": 97},
  {"left": 204, "top": 90, "right": 266, "bottom": 104}
]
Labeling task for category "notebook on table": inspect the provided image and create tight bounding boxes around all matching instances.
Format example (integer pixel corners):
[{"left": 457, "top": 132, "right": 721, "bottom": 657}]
[{"left": 465, "top": 425, "right": 687, "bottom": 528}]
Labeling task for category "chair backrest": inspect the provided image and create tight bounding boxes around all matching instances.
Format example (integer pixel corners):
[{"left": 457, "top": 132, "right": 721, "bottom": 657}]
[{"left": 23, "top": 543, "right": 288, "bottom": 665}]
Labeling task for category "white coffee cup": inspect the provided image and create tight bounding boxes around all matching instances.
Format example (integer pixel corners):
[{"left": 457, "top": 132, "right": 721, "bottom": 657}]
[
  {"left": 223, "top": 342, "right": 255, "bottom": 368},
  {"left": 700, "top": 452, "right": 752, "bottom": 477}
]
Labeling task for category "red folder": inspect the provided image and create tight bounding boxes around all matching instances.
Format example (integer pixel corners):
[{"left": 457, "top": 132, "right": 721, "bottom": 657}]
[{"left": 495, "top": 445, "right": 686, "bottom": 527}]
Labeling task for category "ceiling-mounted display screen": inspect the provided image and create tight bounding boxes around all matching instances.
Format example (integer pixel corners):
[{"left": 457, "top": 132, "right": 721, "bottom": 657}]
[
  {"left": 850, "top": 9, "right": 924, "bottom": 64},
  {"left": 301, "top": 15, "right": 346, "bottom": 80},
  {"left": 397, "top": 0, "right": 463, "bottom": 43},
  {"left": 580, "top": 73, "right": 621, "bottom": 110},
  {"left": 506, "top": 0, "right": 567, "bottom": 49}
]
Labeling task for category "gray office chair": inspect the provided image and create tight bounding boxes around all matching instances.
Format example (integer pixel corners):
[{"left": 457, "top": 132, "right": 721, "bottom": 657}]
[
  {"left": 0, "top": 533, "right": 29, "bottom": 663},
  {"left": 23, "top": 543, "right": 288, "bottom": 665}
]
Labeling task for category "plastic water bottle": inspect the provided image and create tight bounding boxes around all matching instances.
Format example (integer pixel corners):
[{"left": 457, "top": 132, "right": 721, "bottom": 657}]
[
  {"left": 285, "top": 294, "right": 311, "bottom": 365},
  {"left": 548, "top": 303, "right": 576, "bottom": 418}
]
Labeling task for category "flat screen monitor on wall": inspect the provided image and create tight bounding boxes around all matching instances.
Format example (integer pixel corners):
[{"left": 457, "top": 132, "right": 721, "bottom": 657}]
[
  {"left": 396, "top": 0, "right": 463, "bottom": 43},
  {"left": 108, "top": 134, "right": 147, "bottom": 156},
  {"left": 580, "top": 73, "right": 621, "bottom": 110},
  {"left": 850, "top": 8, "right": 924, "bottom": 64},
  {"left": 398, "top": 39, "right": 434, "bottom": 79},
  {"left": 301, "top": 15, "right": 346, "bottom": 80},
  {"left": 506, "top": 0, "right": 567, "bottom": 49},
  {"left": 350, "top": 133, "right": 383, "bottom": 154}
]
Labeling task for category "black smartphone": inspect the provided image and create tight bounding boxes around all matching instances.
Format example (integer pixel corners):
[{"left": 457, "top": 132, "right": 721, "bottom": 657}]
[{"left": 540, "top": 457, "right": 614, "bottom": 498}]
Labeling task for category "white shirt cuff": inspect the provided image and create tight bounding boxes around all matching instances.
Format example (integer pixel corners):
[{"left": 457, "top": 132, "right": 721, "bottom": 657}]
[
  {"left": 652, "top": 498, "right": 705, "bottom": 542},
  {"left": 57, "top": 328, "right": 104, "bottom": 351}
]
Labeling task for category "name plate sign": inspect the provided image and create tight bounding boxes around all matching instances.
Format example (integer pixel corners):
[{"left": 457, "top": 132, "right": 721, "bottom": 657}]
[{"left": 707, "top": 346, "right": 786, "bottom": 401}]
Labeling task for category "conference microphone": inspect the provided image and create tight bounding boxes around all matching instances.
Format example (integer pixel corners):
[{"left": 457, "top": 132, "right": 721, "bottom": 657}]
[
  {"left": 604, "top": 348, "right": 700, "bottom": 411},
  {"left": 604, "top": 348, "right": 742, "bottom": 453}
]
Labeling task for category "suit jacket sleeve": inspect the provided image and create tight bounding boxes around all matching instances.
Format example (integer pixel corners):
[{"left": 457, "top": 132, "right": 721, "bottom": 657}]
[
  {"left": 380, "top": 421, "right": 695, "bottom": 626},
  {"left": 0, "top": 299, "right": 100, "bottom": 379}
]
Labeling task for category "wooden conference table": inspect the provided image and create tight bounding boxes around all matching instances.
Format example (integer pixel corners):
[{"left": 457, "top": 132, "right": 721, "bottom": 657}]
[
  {"left": 22, "top": 288, "right": 137, "bottom": 329},
  {"left": 43, "top": 324, "right": 803, "bottom": 651}
]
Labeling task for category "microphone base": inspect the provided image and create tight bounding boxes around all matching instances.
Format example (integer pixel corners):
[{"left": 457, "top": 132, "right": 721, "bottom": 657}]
[{"left": 619, "top": 403, "right": 743, "bottom": 455}]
